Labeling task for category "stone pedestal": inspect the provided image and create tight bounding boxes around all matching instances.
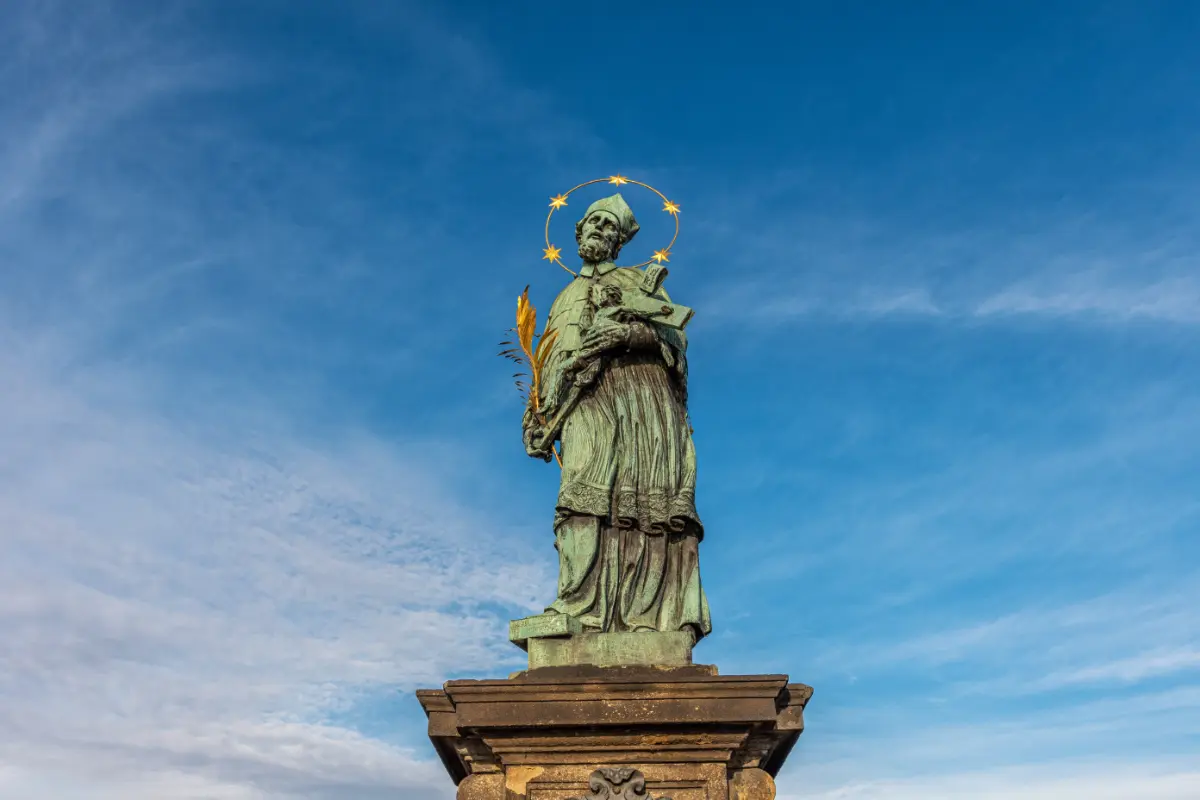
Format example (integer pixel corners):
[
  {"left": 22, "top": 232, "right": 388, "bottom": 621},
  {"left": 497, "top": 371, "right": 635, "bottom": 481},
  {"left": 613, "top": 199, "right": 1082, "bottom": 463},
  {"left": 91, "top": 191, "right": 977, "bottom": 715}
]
[
  {"left": 416, "top": 665, "right": 812, "bottom": 800},
  {"left": 510, "top": 615, "right": 698, "bottom": 670}
]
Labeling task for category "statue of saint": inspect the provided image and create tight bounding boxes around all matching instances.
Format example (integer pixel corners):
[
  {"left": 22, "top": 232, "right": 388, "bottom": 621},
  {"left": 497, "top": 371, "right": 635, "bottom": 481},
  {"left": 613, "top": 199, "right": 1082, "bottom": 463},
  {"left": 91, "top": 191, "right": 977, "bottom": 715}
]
[{"left": 521, "top": 193, "right": 712, "bottom": 644}]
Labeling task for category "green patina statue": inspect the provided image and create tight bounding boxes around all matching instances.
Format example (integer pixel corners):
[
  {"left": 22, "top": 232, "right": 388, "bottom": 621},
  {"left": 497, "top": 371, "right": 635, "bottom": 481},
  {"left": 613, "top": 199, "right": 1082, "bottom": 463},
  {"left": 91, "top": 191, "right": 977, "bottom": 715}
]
[{"left": 519, "top": 193, "right": 712, "bottom": 648}]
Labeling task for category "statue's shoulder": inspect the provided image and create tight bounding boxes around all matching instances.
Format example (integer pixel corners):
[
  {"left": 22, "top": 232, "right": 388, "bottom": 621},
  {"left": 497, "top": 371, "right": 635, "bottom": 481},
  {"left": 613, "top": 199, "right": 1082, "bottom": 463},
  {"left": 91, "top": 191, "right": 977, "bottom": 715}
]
[
  {"left": 609, "top": 265, "right": 671, "bottom": 300},
  {"left": 550, "top": 276, "right": 587, "bottom": 301},
  {"left": 546, "top": 276, "right": 588, "bottom": 318},
  {"left": 607, "top": 266, "right": 657, "bottom": 293}
]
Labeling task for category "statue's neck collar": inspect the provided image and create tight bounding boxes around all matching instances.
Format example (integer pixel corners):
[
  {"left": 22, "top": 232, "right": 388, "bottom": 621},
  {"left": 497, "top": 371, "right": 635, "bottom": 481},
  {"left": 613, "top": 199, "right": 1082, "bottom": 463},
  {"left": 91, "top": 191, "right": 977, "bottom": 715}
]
[{"left": 580, "top": 260, "right": 617, "bottom": 278}]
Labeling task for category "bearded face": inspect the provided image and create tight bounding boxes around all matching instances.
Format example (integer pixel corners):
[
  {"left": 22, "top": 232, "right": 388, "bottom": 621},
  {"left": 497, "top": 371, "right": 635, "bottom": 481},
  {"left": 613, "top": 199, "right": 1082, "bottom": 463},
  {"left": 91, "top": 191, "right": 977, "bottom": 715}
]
[{"left": 577, "top": 211, "right": 621, "bottom": 263}]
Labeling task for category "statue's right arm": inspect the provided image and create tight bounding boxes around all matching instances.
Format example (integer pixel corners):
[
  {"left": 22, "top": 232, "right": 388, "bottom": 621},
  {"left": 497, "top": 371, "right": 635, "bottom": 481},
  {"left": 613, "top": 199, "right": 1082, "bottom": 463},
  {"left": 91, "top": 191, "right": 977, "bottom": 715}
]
[
  {"left": 521, "top": 404, "right": 553, "bottom": 462},
  {"left": 522, "top": 311, "right": 560, "bottom": 463}
]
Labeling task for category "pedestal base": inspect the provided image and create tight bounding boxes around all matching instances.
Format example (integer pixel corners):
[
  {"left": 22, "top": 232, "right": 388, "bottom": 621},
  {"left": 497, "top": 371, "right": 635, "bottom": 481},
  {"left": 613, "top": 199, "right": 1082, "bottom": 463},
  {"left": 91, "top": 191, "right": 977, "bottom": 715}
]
[
  {"left": 528, "top": 631, "right": 694, "bottom": 669},
  {"left": 509, "top": 614, "right": 698, "bottom": 671},
  {"left": 417, "top": 665, "right": 812, "bottom": 800}
]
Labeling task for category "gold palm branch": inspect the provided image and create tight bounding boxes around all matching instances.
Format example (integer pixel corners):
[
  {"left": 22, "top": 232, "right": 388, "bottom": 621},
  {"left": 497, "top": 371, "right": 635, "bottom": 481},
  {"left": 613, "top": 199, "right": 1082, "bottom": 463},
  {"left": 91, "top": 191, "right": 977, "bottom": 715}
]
[{"left": 499, "top": 285, "right": 561, "bottom": 466}]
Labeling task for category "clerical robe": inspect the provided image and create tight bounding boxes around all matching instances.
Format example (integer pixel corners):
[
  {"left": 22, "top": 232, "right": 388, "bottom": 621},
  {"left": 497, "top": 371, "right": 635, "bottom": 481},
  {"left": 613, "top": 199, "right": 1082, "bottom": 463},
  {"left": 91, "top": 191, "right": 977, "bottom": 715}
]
[{"left": 536, "top": 260, "right": 712, "bottom": 642}]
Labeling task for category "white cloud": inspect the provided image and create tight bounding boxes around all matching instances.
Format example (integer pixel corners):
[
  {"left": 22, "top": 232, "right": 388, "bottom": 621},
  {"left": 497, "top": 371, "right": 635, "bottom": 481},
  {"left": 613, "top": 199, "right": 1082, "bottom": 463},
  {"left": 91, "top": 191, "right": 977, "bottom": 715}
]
[
  {"left": 789, "top": 762, "right": 1200, "bottom": 800},
  {"left": 0, "top": 333, "right": 547, "bottom": 799},
  {"left": 693, "top": 171, "right": 1200, "bottom": 325},
  {"left": 822, "top": 584, "right": 1200, "bottom": 677},
  {"left": 734, "top": 287, "right": 944, "bottom": 321},
  {"left": 975, "top": 275, "right": 1200, "bottom": 323},
  {"left": 784, "top": 686, "right": 1200, "bottom": 798},
  {"left": 0, "top": 2, "right": 565, "bottom": 795},
  {"left": 1036, "top": 648, "right": 1200, "bottom": 689},
  {"left": 0, "top": 1, "right": 237, "bottom": 214}
]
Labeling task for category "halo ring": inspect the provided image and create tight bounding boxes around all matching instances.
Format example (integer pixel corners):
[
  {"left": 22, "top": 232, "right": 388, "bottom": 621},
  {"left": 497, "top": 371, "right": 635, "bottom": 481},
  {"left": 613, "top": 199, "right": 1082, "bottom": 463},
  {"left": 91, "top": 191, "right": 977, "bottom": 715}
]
[{"left": 543, "top": 176, "right": 680, "bottom": 277}]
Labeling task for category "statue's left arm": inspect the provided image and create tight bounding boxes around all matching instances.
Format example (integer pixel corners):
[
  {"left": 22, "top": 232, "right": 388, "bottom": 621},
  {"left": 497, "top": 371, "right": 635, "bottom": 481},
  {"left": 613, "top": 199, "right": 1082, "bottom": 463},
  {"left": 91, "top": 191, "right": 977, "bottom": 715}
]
[
  {"left": 577, "top": 316, "right": 656, "bottom": 356},
  {"left": 576, "top": 292, "right": 689, "bottom": 401}
]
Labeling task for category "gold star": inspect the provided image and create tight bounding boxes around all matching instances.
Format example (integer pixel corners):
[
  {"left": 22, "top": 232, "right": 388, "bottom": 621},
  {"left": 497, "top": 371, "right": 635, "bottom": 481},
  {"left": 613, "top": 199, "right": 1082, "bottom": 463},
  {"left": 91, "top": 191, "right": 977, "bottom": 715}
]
[
  {"left": 542, "top": 244, "right": 562, "bottom": 262},
  {"left": 549, "top": 194, "right": 568, "bottom": 209},
  {"left": 662, "top": 199, "right": 680, "bottom": 216},
  {"left": 652, "top": 248, "right": 671, "bottom": 263},
  {"left": 607, "top": 174, "right": 629, "bottom": 186}
]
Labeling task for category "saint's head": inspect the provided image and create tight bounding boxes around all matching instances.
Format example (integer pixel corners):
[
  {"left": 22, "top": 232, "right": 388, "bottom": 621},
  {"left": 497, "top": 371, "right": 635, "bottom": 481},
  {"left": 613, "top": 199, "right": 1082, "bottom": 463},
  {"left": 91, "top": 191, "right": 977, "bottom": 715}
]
[{"left": 576, "top": 193, "right": 640, "bottom": 265}]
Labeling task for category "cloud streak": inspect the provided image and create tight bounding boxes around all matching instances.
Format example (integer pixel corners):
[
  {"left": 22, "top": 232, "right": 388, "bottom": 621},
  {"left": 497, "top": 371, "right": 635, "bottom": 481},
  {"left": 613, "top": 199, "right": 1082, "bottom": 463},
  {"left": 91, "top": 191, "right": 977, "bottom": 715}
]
[
  {"left": 686, "top": 154, "right": 1200, "bottom": 326},
  {"left": 0, "top": 329, "right": 549, "bottom": 798},
  {"left": 0, "top": 2, "right": 567, "bottom": 797},
  {"left": 790, "top": 761, "right": 1200, "bottom": 800}
]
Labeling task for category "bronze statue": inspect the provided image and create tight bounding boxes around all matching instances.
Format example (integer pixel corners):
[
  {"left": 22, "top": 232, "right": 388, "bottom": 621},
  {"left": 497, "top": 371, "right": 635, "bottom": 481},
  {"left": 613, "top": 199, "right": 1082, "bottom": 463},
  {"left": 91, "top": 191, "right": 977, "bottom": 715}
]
[{"left": 509, "top": 189, "right": 711, "bottom": 645}]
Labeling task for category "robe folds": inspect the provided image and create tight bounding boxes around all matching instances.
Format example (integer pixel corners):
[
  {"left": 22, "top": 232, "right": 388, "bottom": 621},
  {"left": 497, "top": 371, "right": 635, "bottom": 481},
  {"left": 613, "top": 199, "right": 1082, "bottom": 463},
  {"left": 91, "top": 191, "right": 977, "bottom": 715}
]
[{"left": 536, "top": 261, "right": 712, "bottom": 641}]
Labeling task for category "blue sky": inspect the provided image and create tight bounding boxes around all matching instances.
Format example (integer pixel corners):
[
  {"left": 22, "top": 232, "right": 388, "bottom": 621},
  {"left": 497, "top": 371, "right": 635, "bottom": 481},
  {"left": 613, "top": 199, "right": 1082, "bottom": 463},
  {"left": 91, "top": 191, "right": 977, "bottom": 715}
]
[{"left": 1, "top": 0, "right": 1198, "bottom": 797}]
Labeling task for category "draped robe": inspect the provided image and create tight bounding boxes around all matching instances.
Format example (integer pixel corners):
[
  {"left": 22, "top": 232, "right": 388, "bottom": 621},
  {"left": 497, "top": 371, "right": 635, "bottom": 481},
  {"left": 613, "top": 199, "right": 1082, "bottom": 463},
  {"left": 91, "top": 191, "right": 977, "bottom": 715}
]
[{"left": 534, "top": 260, "right": 712, "bottom": 642}]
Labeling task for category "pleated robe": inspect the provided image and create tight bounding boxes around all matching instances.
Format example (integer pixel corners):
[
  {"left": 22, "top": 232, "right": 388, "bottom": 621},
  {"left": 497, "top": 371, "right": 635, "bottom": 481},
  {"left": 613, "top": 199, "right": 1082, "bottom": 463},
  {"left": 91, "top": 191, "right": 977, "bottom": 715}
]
[{"left": 534, "top": 261, "right": 712, "bottom": 642}]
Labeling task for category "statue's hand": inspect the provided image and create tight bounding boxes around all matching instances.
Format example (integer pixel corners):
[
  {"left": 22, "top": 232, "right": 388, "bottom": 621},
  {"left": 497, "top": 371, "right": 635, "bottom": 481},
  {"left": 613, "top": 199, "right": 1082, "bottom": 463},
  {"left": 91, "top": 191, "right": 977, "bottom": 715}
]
[
  {"left": 522, "top": 406, "right": 554, "bottom": 462},
  {"left": 566, "top": 355, "right": 603, "bottom": 389},
  {"left": 578, "top": 318, "right": 631, "bottom": 359},
  {"left": 525, "top": 427, "right": 554, "bottom": 462}
]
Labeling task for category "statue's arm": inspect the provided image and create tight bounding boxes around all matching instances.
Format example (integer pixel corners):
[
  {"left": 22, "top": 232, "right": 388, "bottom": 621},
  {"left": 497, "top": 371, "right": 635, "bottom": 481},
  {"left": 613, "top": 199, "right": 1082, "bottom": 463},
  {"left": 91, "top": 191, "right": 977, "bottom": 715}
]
[
  {"left": 580, "top": 293, "right": 681, "bottom": 357},
  {"left": 521, "top": 305, "right": 566, "bottom": 462},
  {"left": 626, "top": 319, "right": 659, "bottom": 350},
  {"left": 522, "top": 404, "right": 553, "bottom": 462},
  {"left": 627, "top": 285, "right": 689, "bottom": 361},
  {"left": 577, "top": 280, "right": 688, "bottom": 360},
  {"left": 639, "top": 284, "right": 690, "bottom": 400}
]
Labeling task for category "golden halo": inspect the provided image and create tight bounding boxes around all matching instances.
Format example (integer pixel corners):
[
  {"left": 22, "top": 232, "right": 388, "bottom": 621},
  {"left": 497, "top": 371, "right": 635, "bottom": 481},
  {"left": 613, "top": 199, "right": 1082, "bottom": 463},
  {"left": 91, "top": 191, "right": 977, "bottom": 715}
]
[{"left": 542, "top": 175, "right": 680, "bottom": 278}]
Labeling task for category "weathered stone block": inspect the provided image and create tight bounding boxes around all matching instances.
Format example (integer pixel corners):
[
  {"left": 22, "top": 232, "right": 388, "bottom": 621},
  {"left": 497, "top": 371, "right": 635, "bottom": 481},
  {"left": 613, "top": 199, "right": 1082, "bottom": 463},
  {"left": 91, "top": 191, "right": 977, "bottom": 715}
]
[
  {"left": 729, "top": 768, "right": 776, "bottom": 800},
  {"left": 456, "top": 772, "right": 504, "bottom": 800},
  {"left": 510, "top": 613, "right": 584, "bottom": 650},
  {"left": 528, "top": 631, "right": 693, "bottom": 669}
]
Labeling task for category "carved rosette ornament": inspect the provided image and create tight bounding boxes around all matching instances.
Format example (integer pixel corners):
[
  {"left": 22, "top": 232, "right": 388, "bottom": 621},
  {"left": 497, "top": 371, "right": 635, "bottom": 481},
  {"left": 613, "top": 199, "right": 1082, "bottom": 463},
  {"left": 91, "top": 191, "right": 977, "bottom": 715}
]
[{"left": 566, "top": 767, "right": 672, "bottom": 800}]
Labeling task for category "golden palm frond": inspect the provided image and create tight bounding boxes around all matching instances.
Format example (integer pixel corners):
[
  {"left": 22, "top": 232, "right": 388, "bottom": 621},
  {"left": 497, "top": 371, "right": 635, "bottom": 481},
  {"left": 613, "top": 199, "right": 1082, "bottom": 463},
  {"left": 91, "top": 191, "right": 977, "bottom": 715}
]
[
  {"left": 533, "top": 328, "right": 559, "bottom": 374},
  {"left": 498, "top": 285, "right": 561, "bottom": 466}
]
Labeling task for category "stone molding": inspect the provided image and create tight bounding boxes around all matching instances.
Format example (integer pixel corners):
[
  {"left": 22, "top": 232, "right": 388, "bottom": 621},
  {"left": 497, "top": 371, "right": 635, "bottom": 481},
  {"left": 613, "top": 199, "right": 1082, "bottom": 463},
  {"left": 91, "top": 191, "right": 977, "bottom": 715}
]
[{"left": 416, "top": 665, "right": 811, "bottom": 799}]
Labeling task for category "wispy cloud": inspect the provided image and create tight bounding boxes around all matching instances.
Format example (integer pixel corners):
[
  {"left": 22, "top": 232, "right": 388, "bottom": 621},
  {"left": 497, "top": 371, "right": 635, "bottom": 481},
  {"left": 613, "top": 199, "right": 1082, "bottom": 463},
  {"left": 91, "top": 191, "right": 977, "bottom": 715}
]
[
  {"left": 702, "top": 333, "right": 1200, "bottom": 794},
  {"left": 975, "top": 275, "right": 1200, "bottom": 323},
  {"left": 790, "top": 761, "right": 1200, "bottom": 800},
  {"left": 810, "top": 581, "right": 1200, "bottom": 687},
  {"left": 786, "top": 684, "right": 1200, "bottom": 797},
  {"left": 0, "top": 328, "right": 549, "bottom": 798},
  {"left": 689, "top": 163, "right": 1200, "bottom": 325},
  {"left": 1036, "top": 648, "right": 1200, "bottom": 689},
  {"left": 0, "top": 1, "right": 566, "bottom": 797}
]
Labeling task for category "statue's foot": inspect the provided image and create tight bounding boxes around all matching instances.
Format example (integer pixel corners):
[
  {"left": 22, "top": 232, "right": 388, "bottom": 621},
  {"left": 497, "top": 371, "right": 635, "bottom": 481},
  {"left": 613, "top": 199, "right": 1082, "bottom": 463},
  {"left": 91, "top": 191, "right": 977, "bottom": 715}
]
[
  {"left": 538, "top": 608, "right": 597, "bottom": 630},
  {"left": 544, "top": 604, "right": 601, "bottom": 630}
]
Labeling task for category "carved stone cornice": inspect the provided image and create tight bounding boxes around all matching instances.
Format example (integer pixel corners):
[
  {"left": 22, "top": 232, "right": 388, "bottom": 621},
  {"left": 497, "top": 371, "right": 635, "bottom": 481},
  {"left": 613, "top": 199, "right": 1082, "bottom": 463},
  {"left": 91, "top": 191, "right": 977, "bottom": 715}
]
[{"left": 416, "top": 664, "right": 812, "bottom": 791}]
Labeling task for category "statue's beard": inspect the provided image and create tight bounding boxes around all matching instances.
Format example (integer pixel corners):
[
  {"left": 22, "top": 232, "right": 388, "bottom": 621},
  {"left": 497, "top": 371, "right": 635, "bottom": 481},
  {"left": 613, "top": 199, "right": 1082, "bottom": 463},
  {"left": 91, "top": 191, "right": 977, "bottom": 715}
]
[{"left": 578, "top": 236, "right": 617, "bottom": 264}]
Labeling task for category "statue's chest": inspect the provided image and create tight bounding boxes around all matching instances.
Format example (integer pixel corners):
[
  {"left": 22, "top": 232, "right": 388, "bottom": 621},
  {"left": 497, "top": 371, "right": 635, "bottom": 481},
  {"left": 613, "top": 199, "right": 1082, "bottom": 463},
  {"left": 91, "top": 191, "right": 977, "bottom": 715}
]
[{"left": 549, "top": 275, "right": 630, "bottom": 352}]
